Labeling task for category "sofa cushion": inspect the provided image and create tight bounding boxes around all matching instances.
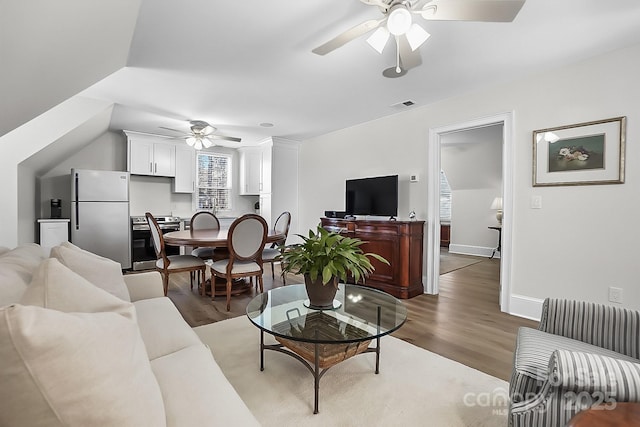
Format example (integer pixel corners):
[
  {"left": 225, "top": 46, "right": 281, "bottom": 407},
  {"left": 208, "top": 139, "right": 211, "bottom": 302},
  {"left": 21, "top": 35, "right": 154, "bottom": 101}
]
[
  {"left": 51, "top": 242, "right": 130, "bottom": 301},
  {"left": 21, "top": 258, "right": 135, "bottom": 320},
  {"left": 0, "top": 244, "right": 47, "bottom": 306},
  {"left": 151, "top": 344, "right": 259, "bottom": 427},
  {"left": 0, "top": 304, "right": 166, "bottom": 427},
  {"left": 134, "top": 297, "right": 202, "bottom": 360},
  {"left": 510, "top": 327, "right": 640, "bottom": 402}
]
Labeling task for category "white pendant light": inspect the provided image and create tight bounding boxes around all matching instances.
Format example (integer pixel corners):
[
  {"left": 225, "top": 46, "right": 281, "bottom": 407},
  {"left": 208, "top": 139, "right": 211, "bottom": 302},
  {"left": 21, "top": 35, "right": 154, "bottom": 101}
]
[
  {"left": 194, "top": 138, "right": 203, "bottom": 150},
  {"left": 405, "top": 24, "right": 430, "bottom": 51},
  {"left": 387, "top": 5, "right": 412, "bottom": 36},
  {"left": 366, "top": 26, "right": 390, "bottom": 54}
]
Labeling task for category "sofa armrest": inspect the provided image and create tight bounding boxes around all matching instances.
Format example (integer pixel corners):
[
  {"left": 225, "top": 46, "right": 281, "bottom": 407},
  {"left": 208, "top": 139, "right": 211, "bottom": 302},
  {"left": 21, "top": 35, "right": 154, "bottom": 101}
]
[
  {"left": 539, "top": 298, "right": 640, "bottom": 359},
  {"left": 123, "top": 271, "right": 164, "bottom": 301},
  {"left": 510, "top": 350, "right": 640, "bottom": 426}
]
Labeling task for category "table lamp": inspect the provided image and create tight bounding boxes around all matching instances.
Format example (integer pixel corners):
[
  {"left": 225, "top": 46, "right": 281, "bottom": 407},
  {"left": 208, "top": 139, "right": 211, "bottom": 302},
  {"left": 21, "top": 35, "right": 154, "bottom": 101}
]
[{"left": 490, "top": 197, "right": 503, "bottom": 225}]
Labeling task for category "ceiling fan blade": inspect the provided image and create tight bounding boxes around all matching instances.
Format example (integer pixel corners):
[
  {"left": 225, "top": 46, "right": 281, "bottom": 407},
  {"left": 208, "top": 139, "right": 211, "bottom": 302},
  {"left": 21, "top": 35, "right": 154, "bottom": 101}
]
[
  {"left": 312, "top": 19, "right": 384, "bottom": 55},
  {"left": 398, "top": 35, "right": 422, "bottom": 70},
  {"left": 359, "top": 0, "right": 391, "bottom": 9},
  {"left": 419, "top": 0, "right": 525, "bottom": 22},
  {"left": 209, "top": 135, "right": 242, "bottom": 143}
]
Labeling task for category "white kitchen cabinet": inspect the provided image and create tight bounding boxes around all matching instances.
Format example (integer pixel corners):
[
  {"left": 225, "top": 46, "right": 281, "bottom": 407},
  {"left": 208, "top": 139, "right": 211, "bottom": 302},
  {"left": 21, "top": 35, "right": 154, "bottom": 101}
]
[
  {"left": 173, "top": 145, "right": 196, "bottom": 193},
  {"left": 259, "top": 143, "right": 272, "bottom": 194},
  {"left": 256, "top": 137, "right": 299, "bottom": 238},
  {"left": 38, "top": 219, "right": 70, "bottom": 255},
  {"left": 125, "top": 131, "right": 176, "bottom": 177},
  {"left": 238, "top": 147, "right": 261, "bottom": 195},
  {"left": 259, "top": 194, "right": 272, "bottom": 231}
]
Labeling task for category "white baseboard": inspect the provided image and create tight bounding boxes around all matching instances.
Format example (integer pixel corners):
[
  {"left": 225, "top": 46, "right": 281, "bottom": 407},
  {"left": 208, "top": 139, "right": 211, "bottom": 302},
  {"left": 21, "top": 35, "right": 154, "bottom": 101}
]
[
  {"left": 509, "top": 294, "right": 544, "bottom": 321},
  {"left": 448, "top": 244, "right": 498, "bottom": 259}
]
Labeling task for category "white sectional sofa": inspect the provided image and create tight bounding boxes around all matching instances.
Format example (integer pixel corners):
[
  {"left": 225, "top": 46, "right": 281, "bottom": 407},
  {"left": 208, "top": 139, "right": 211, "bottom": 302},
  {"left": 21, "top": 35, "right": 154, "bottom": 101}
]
[{"left": 0, "top": 243, "right": 259, "bottom": 427}]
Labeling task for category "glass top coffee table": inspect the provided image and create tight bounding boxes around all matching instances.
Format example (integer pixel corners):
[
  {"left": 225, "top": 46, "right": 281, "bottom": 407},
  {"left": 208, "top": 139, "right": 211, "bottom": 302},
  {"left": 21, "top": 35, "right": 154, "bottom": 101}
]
[{"left": 246, "top": 284, "right": 407, "bottom": 414}]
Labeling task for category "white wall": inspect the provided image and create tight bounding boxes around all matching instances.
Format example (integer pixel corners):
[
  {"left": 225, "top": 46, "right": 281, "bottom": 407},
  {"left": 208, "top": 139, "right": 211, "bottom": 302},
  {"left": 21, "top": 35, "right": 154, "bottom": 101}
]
[
  {"left": 441, "top": 125, "right": 503, "bottom": 255},
  {"left": 300, "top": 43, "right": 640, "bottom": 316}
]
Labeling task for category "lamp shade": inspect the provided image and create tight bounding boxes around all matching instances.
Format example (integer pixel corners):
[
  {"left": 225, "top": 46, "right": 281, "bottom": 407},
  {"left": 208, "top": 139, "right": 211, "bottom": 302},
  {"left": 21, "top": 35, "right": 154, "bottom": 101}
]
[{"left": 490, "top": 197, "right": 503, "bottom": 210}]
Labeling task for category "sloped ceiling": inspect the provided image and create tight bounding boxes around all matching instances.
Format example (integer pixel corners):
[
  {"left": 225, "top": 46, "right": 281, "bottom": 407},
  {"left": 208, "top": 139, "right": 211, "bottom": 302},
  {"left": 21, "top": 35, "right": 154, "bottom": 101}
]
[{"left": 0, "top": 0, "right": 141, "bottom": 137}]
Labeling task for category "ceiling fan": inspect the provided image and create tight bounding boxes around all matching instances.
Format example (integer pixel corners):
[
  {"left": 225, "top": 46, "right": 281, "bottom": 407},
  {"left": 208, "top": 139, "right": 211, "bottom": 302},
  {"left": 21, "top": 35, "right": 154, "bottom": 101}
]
[
  {"left": 312, "top": 0, "right": 526, "bottom": 77},
  {"left": 160, "top": 120, "right": 242, "bottom": 150}
]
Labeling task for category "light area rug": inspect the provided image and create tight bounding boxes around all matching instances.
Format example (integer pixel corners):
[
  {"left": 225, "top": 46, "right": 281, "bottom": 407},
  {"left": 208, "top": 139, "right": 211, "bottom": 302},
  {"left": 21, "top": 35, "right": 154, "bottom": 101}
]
[{"left": 194, "top": 316, "right": 509, "bottom": 426}]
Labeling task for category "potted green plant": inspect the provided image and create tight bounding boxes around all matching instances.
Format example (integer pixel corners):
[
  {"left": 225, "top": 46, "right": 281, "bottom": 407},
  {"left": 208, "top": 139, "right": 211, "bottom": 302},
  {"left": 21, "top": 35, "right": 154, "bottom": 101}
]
[{"left": 279, "top": 226, "right": 389, "bottom": 309}]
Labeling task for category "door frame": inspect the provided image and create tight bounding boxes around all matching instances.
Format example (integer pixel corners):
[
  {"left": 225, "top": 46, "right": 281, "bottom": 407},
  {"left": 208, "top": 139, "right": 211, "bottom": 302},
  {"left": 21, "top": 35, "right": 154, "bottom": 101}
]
[{"left": 426, "top": 112, "right": 514, "bottom": 313}]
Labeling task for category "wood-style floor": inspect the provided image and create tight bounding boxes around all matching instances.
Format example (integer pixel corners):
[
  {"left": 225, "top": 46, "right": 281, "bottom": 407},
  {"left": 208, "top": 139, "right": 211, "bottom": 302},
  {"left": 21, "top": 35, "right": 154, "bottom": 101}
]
[{"left": 164, "top": 255, "right": 537, "bottom": 381}]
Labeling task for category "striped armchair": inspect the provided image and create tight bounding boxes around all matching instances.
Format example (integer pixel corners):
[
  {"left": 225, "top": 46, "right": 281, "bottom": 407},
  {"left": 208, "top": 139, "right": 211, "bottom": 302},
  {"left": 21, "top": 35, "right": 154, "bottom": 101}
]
[{"left": 509, "top": 298, "right": 640, "bottom": 426}]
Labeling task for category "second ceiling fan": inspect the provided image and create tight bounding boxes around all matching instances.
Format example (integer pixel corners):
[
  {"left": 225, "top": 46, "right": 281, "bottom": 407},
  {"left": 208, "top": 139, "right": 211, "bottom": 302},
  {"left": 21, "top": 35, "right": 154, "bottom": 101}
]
[
  {"left": 312, "top": 0, "right": 526, "bottom": 77},
  {"left": 160, "top": 120, "right": 242, "bottom": 150}
]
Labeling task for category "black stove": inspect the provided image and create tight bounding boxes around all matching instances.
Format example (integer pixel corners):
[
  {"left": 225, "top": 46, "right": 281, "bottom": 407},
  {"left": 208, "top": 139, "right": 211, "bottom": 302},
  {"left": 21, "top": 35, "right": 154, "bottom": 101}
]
[{"left": 130, "top": 215, "right": 181, "bottom": 271}]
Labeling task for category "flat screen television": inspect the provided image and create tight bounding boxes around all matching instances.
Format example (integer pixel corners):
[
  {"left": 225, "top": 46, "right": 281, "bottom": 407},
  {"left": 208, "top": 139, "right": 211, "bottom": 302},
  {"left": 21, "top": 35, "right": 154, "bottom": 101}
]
[{"left": 345, "top": 175, "right": 398, "bottom": 217}]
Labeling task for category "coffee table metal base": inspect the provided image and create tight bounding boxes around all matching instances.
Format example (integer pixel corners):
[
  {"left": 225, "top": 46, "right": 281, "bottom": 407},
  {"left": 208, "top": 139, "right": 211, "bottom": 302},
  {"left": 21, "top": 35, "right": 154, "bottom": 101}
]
[{"left": 259, "top": 330, "right": 381, "bottom": 414}]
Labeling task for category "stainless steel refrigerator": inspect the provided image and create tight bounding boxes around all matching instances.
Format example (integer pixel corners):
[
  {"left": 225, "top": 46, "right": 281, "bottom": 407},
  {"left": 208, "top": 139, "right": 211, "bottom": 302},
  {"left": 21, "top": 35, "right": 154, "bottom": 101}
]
[{"left": 71, "top": 169, "right": 131, "bottom": 269}]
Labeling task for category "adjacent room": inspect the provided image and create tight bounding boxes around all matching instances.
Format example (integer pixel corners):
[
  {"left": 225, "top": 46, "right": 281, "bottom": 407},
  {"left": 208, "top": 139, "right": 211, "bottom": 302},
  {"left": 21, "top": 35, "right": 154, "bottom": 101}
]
[{"left": 2, "top": 1, "right": 640, "bottom": 426}]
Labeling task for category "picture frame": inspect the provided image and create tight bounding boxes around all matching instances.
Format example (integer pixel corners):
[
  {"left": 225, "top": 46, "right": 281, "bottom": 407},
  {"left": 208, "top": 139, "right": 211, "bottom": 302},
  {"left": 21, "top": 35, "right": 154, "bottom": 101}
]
[{"left": 532, "top": 116, "right": 626, "bottom": 187}]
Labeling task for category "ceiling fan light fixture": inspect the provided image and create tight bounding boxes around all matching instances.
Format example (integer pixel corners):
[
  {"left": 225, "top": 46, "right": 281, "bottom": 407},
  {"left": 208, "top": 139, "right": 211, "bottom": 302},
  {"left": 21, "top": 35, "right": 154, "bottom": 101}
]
[
  {"left": 201, "top": 125, "right": 215, "bottom": 135},
  {"left": 366, "top": 26, "right": 390, "bottom": 54},
  {"left": 387, "top": 5, "right": 412, "bottom": 36},
  {"left": 186, "top": 136, "right": 197, "bottom": 147},
  {"left": 194, "top": 139, "right": 203, "bottom": 150},
  {"left": 405, "top": 23, "right": 430, "bottom": 51},
  {"left": 202, "top": 138, "right": 214, "bottom": 148}
]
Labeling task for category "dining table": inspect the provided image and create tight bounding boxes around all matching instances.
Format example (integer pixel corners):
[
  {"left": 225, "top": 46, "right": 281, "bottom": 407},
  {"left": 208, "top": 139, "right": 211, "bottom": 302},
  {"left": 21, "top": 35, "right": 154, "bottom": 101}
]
[{"left": 162, "top": 227, "right": 286, "bottom": 297}]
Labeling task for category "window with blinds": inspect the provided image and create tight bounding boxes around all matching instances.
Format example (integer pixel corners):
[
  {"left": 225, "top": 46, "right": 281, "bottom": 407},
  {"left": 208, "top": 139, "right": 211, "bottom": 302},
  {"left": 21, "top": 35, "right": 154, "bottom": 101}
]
[
  {"left": 196, "top": 153, "right": 232, "bottom": 211},
  {"left": 440, "top": 170, "right": 452, "bottom": 221}
]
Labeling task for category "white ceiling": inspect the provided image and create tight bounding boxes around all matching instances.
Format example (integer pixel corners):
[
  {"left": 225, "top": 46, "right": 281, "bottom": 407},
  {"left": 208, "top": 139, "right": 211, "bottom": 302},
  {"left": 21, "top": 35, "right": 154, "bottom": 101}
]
[{"left": 11, "top": 0, "right": 640, "bottom": 147}]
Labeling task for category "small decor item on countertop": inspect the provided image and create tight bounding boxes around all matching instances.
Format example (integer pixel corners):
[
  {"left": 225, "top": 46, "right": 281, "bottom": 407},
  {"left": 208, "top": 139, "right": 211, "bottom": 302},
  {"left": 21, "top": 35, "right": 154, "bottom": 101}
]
[
  {"left": 279, "top": 226, "right": 388, "bottom": 309},
  {"left": 409, "top": 211, "right": 416, "bottom": 221}
]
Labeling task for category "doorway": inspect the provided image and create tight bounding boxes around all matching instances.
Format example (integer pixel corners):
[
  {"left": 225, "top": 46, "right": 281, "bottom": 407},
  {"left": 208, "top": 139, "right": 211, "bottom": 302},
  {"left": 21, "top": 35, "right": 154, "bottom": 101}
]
[{"left": 426, "top": 112, "right": 514, "bottom": 313}]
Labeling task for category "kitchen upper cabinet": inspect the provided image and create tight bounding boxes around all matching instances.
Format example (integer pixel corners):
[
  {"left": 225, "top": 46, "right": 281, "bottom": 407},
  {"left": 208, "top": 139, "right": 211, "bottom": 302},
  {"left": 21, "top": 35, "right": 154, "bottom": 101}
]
[
  {"left": 260, "top": 144, "right": 272, "bottom": 194},
  {"left": 257, "top": 137, "right": 299, "bottom": 236},
  {"left": 125, "top": 131, "right": 176, "bottom": 177},
  {"left": 238, "top": 147, "right": 261, "bottom": 195},
  {"left": 173, "top": 145, "right": 195, "bottom": 193}
]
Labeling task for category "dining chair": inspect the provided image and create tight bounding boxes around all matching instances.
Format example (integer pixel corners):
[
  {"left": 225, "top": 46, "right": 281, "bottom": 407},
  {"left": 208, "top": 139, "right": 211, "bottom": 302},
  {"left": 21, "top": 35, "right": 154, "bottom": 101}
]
[
  {"left": 190, "top": 211, "right": 222, "bottom": 261},
  {"left": 209, "top": 214, "right": 267, "bottom": 311},
  {"left": 145, "top": 212, "right": 207, "bottom": 296},
  {"left": 261, "top": 211, "right": 291, "bottom": 285}
]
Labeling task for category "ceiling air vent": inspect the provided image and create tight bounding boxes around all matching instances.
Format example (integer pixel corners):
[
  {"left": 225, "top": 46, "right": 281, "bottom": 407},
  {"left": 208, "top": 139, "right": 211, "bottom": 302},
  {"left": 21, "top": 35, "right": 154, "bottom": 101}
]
[{"left": 391, "top": 99, "right": 416, "bottom": 109}]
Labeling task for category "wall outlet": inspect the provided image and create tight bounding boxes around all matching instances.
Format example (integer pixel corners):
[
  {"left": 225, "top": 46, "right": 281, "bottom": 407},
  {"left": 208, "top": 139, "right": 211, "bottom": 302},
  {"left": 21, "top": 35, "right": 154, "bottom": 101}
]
[
  {"left": 410, "top": 174, "right": 419, "bottom": 182},
  {"left": 609, "top": 287, "right": 623, "bottom": 304}
]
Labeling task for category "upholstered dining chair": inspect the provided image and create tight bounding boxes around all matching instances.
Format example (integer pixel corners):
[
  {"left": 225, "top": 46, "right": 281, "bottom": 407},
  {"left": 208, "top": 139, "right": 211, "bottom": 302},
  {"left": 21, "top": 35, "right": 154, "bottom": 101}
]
[
  {"left": 209, "top": 214, "right": 267, "bottom": 311},
  {"left": 261, "top": 211, "right": 291, "bottom": 285},
  {"left": 190, "top": 211, "right": 221, "bottom": 261},
  {"left": 145, "top": 212, "right": 207, "bottom": 296}
]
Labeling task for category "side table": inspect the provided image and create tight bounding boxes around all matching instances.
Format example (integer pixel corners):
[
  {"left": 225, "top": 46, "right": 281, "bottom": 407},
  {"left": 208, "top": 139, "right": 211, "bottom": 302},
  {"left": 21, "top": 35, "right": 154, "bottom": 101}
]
[
  {"left": 488, "top": 225, "right": 502, "bottom": 259},
  {"left": 568, "top": 403, "right": 640, "bottom": 426}
]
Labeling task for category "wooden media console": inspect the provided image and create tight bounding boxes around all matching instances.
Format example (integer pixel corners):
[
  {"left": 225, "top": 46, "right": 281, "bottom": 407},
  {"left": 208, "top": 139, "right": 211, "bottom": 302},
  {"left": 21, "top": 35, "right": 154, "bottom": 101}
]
[{"left": 320, "top": 218, "right": 425, "bottom": 299}]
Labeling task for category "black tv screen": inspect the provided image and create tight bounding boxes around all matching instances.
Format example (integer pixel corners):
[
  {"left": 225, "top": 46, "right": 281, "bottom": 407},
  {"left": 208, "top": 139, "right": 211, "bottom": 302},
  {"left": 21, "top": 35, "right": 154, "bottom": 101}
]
[{"left": 345, "top": 175, "right": 398, "bottom": 217}]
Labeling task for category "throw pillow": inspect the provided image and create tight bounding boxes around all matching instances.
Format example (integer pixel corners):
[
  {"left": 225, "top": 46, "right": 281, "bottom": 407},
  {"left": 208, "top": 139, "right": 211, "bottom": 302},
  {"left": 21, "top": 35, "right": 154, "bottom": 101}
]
[
  {"left": 0, "top": 304, "right": 166, "bottom": 427},
  {"left": 0, "top": 244, "right": 48, "bottom": 306},
  {"left": 51, "top": 243, "right": 131, "bottom": 301},
  {"left": 21, "top": 258, "right": 135, "bottom": 320}
]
